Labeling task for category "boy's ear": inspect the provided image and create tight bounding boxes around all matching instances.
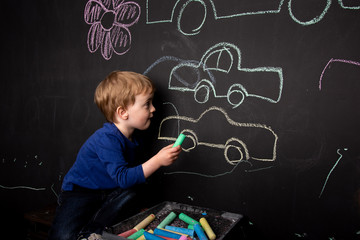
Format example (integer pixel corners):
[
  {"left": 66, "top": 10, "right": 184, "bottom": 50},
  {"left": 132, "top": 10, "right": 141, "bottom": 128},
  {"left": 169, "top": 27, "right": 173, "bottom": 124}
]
[{"left": 115, "top": 106, "right": 129, "bottom": 120}]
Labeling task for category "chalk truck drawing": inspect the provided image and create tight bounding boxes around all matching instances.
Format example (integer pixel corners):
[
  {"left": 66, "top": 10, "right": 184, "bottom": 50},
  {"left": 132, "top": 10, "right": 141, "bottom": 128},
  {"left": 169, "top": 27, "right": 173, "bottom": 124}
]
[
  {"left": 173, "top": 42, "right": 283, "bottom": 108},
  {"left": 144, "top": 42, "right": 283, "bottom": 108},
  {"left": 158, "top": 106, "right": 278, "bottom": 165},
  {"left": 146, "top": 0, "right": 359, "bottom": 35}
]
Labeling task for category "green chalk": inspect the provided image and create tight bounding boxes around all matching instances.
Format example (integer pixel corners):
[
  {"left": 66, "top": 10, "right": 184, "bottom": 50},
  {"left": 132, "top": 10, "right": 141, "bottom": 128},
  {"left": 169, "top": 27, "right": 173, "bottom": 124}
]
[
  {"left": 188, "top": 224, "right": 204, "bottom": 231},
  {"left": 157, "top": 211, "right": 177, "bottom": 229},
  {"left": 128, "top": 229, "right": 145, "bottom": 239},
  {"left": 179, "top": 213, "right": 199, "bottom": 225},
  {"left": 173, "top": 133, "right": 186, "bottom": 147}
]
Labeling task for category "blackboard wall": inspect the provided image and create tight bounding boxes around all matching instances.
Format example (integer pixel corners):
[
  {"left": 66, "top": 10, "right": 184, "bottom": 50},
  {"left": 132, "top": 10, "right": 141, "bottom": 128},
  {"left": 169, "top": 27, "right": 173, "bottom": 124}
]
[{"left": 1, "top": 0, "right": 360, "bottom": 239}]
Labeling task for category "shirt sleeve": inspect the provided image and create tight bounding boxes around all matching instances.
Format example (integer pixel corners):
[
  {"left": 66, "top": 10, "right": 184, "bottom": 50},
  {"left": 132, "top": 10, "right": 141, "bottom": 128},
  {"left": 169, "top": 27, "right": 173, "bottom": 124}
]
[{"left": 95, "top": 131, "right": 146, "bottom": 189}]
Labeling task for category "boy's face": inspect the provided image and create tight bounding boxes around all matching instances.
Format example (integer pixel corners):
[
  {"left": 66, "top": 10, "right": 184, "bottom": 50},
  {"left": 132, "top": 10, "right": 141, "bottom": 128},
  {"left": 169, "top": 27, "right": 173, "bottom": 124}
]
[{"left": 126, "top": 90, "right": 155, "bottom": 131}]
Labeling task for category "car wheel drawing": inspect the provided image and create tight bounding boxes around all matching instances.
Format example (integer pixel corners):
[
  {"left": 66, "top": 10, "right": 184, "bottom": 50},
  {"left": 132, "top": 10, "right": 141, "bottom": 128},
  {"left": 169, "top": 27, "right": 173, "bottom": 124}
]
[
  {"left": 226, "top": 84, "right": 246, "bottom": 108},
  {"left": 176, "top": 0, "right": 208, "bottom": 35},
  {"left": 179, "top": 129, "right": 198, "bottom": 151},
  {"left": 193, "top": 79, "right": 212, "bottom": 104},
  {"left": 224, "top": 138, "right": 249, "bottom": 165}
]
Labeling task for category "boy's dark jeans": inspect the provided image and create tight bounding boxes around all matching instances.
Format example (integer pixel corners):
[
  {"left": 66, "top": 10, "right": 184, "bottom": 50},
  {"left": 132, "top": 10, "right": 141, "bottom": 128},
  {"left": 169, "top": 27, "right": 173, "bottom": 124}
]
[{"left": 48, "top": 186, "right": 136, "bottom": 240}]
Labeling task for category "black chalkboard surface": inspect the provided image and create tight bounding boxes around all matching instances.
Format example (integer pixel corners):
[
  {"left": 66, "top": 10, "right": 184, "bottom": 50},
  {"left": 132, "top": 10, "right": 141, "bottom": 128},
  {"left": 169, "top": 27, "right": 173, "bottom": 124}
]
[{"left": 1, "top": 0, "right": 360, "bottom": 239}]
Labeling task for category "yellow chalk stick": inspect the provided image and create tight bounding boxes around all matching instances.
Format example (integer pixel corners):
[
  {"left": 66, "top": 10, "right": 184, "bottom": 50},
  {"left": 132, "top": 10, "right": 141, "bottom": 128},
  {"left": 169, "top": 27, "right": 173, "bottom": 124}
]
[
  {"left": 133, "top": 214, "right": 156, "bottom": 231},
  {"left": 200, "top": 217, "right": 216, "bottom": 240}
]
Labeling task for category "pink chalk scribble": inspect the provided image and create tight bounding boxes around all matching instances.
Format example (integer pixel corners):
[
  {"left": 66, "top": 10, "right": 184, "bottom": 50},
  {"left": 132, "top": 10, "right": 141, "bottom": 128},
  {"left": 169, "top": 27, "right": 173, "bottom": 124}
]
[
  {"left": 319, "top": 58, "right": 360, "bottom": 90},
  {"left": 84, "top": 0, "right": 141, "bottom": 60}
]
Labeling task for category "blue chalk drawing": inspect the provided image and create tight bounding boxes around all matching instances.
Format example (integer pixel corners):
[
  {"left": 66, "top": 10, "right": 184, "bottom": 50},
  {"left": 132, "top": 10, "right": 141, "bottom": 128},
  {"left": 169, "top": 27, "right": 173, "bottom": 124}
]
[
  {"left": 144, "top": 42, "right": 283, "bottom": 108},
  {"left": 164, "top": 160, "right": 243, "bottom": 178},
  {"left": 165, "top": 153, "right": 274, "bottom": 177},
  {"left": 319, "top": 148, "right": 348, "bottom": 198},
  {"left": 146, "top": 0, "right": 359, "bottom": 35},
  {"left": 244, "top": 166, "right": 274, "bottom": 172}
]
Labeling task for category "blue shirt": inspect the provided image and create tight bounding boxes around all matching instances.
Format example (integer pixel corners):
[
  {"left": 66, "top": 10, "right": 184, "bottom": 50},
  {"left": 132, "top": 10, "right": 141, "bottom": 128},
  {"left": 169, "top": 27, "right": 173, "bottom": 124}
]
[{"left": 62, "top": 123, "right": 146, "bottom": 191}]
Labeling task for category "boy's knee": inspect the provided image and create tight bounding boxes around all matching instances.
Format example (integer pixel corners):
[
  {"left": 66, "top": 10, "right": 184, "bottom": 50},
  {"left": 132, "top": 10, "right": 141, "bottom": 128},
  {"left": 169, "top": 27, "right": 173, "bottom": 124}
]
[
  {"left": 49, "top": 219, "right": 81, "bottom": 240},
  {"left": 48, "top": 229, "right": 74, "bottom": 240}
]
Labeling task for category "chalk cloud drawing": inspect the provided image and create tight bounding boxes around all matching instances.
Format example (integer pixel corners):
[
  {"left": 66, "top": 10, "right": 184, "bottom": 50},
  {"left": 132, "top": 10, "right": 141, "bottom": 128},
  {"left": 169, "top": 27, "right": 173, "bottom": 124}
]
[
  {"left": 319, "top": 58, "right": 360, "bottom": 90},
  {"left": 159, "top": 106, "right": 278, "bottom": 164},
  {"left": 146, "top": 0, "right": 359, "bottom": 36},
  {"left": 144, "top": 42, "right": 283, "bottom": 108},
  {"left": 84, "top": 0, "right": 140, "bottom": 60}
]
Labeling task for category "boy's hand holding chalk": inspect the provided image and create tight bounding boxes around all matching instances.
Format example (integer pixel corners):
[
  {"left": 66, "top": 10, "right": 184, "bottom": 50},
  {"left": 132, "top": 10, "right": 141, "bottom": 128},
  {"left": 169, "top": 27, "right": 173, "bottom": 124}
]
[
  {"left": 150, "top": 133, "right": 185, "bottom": 167},
  {"left": 142, "top": 135, "right": 183, "bottom": 178},
  {"left": 173, "top": 133, "right": 186, "bottom": 147}
]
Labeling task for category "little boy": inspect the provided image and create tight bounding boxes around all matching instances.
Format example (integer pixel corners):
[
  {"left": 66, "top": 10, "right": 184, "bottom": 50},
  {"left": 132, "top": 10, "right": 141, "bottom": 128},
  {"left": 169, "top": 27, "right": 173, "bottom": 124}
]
[{"left": 48, "top": 71, "right": 182, "bottom": 240}]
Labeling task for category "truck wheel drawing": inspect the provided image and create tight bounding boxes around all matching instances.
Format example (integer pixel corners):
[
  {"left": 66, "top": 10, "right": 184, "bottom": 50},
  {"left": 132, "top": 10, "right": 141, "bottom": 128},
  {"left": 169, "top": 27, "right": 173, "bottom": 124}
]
[
  {"left": 144, "top": 42, "right": 283, "bottom": 108},
  {"left": 158, "top": 106, "right": 278, "bottom": 164},
  {"left": 146, "top": 0, "right": 359, "bottom": 36}
]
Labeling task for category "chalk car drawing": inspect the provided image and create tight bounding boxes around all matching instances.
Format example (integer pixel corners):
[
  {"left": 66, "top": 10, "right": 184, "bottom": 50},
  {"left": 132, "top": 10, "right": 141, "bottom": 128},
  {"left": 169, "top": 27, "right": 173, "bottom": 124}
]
[
  {"left": 158, "top": 106, "right": 278, "bottom": 164},
  {"left": 167, "top": 42, "right": 283, "bottom": 108},
  {"left": 146, "top": 0, "right": 359, "bottom": 35}
]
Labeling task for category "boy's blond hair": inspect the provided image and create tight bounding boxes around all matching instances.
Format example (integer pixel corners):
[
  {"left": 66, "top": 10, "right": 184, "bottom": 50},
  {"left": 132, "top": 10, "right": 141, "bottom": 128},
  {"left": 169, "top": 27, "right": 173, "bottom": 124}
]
[{"left": 94, "top": 71, "right": 155, "bottom": 122}]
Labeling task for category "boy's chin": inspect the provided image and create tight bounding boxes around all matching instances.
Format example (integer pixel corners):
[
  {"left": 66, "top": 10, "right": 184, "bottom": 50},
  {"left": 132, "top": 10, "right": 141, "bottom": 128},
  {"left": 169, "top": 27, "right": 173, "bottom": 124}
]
[{"left": 140, "top": 121, "right": 151, "bottom": 130}]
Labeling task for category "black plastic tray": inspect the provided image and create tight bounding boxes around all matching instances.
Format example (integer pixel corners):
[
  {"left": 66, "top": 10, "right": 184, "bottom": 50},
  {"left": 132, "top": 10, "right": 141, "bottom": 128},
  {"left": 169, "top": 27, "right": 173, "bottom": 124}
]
[{"left": 103, "top": 201, "right": 243, "bottom": 240}]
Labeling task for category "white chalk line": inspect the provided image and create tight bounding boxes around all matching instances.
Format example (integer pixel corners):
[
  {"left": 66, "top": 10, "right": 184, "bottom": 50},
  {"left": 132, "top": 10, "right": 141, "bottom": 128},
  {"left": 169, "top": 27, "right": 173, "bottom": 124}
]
[{"left": 0, "top": 184, "right": 46, "bottom": 191}]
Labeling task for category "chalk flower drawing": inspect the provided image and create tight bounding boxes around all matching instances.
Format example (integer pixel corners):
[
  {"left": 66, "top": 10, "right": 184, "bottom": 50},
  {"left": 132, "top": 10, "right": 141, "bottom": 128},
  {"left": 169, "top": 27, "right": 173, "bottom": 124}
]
[{"left": 84, "top": 0, "right": 140, "bottom": 60}]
